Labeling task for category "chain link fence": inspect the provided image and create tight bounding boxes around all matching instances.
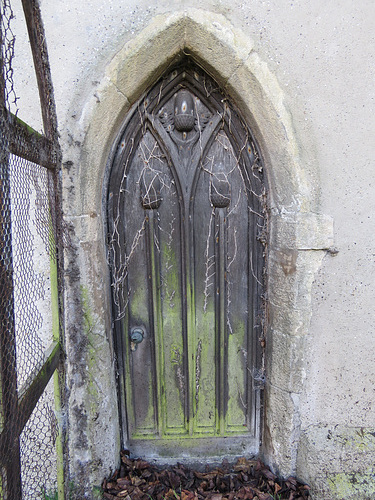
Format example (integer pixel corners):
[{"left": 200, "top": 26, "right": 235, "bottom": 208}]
[{"left": 0, "top": 1, "right": 64, "bottom": 498}]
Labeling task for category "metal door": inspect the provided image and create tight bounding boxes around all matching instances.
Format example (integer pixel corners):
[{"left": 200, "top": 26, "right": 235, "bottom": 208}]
[{"left": 108, "top": 60, "right": 266, "bottom": 458}]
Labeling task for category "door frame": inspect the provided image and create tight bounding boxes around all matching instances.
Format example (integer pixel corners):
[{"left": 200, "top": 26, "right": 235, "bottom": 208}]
[{"left": 63, "top": 8, "right": 334, "bottom": 486}]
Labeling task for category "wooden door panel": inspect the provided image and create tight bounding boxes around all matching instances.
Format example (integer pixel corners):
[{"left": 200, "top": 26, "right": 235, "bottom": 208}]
[
  {"left": 108, "top": 60, "right": 266, "bottom": 457},
  {"left": 124, "top": 132, "right": 159, "bottom": 437}
]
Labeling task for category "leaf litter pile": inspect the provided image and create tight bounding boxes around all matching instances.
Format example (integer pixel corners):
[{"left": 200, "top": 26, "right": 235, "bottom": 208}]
[{"left": 102, "top": 453, "right": 310, "bottom": 500}]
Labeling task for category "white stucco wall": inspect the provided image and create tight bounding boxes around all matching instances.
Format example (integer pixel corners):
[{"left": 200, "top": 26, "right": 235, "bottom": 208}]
[{"left": 11, "top": 0, "right": 375, "bottom": 498}]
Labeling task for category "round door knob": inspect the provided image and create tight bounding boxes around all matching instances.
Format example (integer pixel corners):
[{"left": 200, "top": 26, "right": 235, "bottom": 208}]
[{"left": 130, "top": 327, "right": 145, "bottom": 351}]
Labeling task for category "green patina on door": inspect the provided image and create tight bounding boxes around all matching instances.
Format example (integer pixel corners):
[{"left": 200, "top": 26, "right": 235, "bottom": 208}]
[{"left": 108, "top": 60, "right": 266, "bottom": 458}]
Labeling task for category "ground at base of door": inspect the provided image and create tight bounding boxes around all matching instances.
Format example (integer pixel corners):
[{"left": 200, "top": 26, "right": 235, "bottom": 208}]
[{"left": 102, "top": 452, "right": 310, "bottom": 499}]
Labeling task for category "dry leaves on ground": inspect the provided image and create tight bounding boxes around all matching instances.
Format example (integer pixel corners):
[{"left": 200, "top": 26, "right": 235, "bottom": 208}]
[{"left": 102, "top": 453, "right": 309, "bottom": 500}]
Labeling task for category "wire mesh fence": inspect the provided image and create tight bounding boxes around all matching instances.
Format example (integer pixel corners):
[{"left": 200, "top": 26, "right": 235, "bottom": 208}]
[
  {"left": 20, "top": 377, "right": 59, "bottom": 499},
  {"left": 10, "top": 155, "right": 56, "bottom": 392},
  {"left": 0, "top": 1, "right": 64, "bottom": 499}
]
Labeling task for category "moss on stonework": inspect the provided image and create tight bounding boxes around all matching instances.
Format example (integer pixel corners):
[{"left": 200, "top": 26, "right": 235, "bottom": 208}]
[
  {"left": 344, "top": 428, "right": 375, "bottom": 452},
  {"left": 324, "top": 428, "right": 375, "bottom": 499},
  {"left": 80, "top": 286, "right": 100, "bottom": 409},
  {"left": 43, "top": 483, "right": 102, "bottom": 500},
  {"left": 327, "top": 469, "right": 375, "bottom": 500}
]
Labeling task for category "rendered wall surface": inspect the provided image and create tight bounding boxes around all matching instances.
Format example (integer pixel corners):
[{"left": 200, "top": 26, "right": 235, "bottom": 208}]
[{"left": 11, "top": 1, "right": 375, "bottom": 498}]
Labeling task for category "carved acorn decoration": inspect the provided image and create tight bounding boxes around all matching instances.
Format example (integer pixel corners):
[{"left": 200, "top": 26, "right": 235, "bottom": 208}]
[{"left": 174, "top": 90, "right": 195, "bottom": 132}]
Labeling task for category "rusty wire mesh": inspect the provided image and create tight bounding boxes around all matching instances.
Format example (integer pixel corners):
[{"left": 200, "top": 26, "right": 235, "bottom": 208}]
[
  {"left": 20, "top": 377, "right": 59, "bottom": 499},
  {"left": 10, "top": 155, "right": 56, "bottom": 391},
  {"left": 0, "top": 0, "right": 63, "bottom": 498}
]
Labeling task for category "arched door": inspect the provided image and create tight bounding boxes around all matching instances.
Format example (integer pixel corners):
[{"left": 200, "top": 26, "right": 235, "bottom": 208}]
[{"left": 108, "top": 60, "right": 266, "bottom": 458}]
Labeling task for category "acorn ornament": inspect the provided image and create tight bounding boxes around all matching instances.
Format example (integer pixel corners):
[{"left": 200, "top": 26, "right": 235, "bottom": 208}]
[{"left": 174, "top": 90, "right": 195, "bottom": 132}]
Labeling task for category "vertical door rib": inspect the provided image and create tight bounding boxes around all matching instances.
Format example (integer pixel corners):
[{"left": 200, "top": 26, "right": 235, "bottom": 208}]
[
  {"left": 214, "top": 207, "right": 228, "bottom": 435},
  {"left": 145, "top": 209, "right": 162, "bottom": 435}
]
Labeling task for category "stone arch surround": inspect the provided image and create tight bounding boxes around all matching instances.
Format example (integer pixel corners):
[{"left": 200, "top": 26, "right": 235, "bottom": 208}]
[{"left": 62, "top": 9, "right": 334, "bottom": 493}]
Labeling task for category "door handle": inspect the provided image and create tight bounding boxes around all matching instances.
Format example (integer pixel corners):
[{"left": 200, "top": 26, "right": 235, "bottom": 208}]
[{"left": 130, "top": 327, "right": 145, "bottom": 351}]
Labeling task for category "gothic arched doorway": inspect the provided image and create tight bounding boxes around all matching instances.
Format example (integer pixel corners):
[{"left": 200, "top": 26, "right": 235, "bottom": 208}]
[{"left": 107, "top": 59, "right": 267, "bottom": 459}]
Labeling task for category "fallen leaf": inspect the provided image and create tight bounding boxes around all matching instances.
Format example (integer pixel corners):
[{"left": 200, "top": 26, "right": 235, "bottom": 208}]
[
  {"left": 117, "top": 478, "right": 131, "bottom": 488},
  {"left": 260, "top": 468, "right": 275, "bottom": 481},
  {"left": 103, "top": 494, "right": 115, "bottom": 500},
  {"left": 274, "top": 482, "right": 282, "bottom": 494},
  {"left": 105, "top": 481, "right": 117, "bottom": 489},
  {"left": 181, "top": 490, "right": 195, "bottom": 500},
  {"left": 135, "top": 459, "right": 150, "bottom": 470}
]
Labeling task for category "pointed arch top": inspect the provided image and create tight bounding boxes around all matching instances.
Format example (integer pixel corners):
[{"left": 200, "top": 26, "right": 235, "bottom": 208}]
[{"left": 77, "top": 8, "right": 317, "bottom": 217}]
